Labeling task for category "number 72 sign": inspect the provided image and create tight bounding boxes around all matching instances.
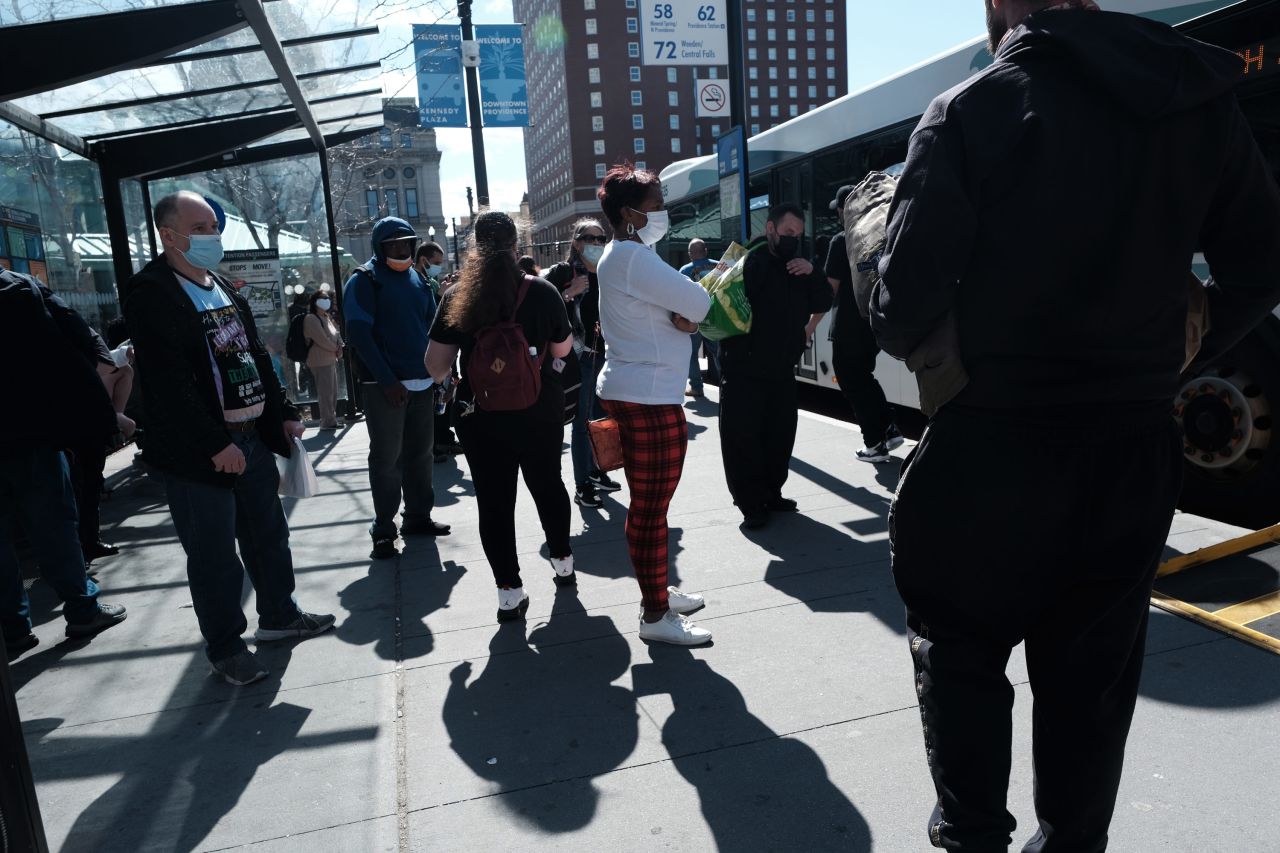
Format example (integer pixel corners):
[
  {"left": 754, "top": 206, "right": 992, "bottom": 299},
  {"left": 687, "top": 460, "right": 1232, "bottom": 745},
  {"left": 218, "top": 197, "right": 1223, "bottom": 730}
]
[{"left": 643, "top": 2, "right": 729, "bottom": 66}]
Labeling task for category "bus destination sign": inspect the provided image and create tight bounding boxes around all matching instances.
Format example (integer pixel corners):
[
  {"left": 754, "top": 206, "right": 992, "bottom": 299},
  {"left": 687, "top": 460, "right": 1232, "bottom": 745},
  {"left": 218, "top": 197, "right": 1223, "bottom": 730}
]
[{"left": 1237, "top": 37, "right": 1280, "bottom": 79}]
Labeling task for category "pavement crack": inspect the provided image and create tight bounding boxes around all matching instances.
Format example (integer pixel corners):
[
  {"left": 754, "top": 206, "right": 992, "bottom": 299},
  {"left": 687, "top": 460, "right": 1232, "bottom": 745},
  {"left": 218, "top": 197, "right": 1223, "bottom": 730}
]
[{"left": 394, "top": 551, "right": 410, "bottom": 852}]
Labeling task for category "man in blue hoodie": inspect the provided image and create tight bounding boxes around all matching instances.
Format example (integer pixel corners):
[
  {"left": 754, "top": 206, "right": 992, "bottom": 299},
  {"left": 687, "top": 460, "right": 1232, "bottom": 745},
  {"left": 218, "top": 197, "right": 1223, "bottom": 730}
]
[
  {"left": 873, "top": 2, "right": 1280, "bottom": 851},
  {"left": 344, "top": 218, "right": 451, "bottom": 559}
]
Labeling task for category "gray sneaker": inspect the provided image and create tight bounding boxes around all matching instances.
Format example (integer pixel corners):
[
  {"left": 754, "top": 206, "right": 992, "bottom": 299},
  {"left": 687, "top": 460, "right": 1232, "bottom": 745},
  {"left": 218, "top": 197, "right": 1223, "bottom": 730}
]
[
  {"left": 254, "top": 611, "right": 336, "bottom": 642},
  {"left": 65, "top": 603, "right": 127, "bottom": 638},
  {"left": 210, "top": 649, "right": 269, "bottom": 686}
]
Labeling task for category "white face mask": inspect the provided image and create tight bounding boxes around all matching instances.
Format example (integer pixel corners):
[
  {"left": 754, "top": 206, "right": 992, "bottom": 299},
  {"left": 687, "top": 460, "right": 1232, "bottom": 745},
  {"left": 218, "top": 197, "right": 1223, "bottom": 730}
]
[
  {"left": 630, "top": 208, "right": 669, "bottom": 245},
  {"left": 316, "top": 299, "right": 332, "bottom": 311}
]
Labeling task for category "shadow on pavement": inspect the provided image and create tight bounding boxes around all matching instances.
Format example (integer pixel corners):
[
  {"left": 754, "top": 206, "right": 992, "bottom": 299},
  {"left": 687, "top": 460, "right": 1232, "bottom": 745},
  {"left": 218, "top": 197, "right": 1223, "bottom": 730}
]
[
  {"left": 441, "top": 588, "right": 637, "bottom": 832},
  {"left": 633, "top": 645, "right": 873, "bottom": 851}
]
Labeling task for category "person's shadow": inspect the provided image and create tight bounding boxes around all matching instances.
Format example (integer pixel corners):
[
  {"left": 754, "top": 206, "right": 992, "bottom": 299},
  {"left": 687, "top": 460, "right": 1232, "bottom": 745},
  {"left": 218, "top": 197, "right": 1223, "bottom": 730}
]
[
  {"left": 441, "top": 588, "right": 637, "bottom": 832},
  {"left": 336, "top": 544, "right": 464, "bottom": 660},
  {"left": 633, "top": 646, "right": 873, "bottom": 851}
]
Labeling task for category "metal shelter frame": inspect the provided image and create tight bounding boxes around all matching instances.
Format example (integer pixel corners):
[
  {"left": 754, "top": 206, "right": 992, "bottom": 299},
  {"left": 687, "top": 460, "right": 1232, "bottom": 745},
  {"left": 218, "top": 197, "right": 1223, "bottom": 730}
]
[{"left": 0, "top": 0, "right": 388, "bottom": 413}]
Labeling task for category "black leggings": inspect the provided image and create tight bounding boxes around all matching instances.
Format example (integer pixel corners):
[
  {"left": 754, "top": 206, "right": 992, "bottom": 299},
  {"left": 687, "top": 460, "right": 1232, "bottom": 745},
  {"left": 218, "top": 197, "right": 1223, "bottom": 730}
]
[{"left": 456, "top": 411, "right": 571, "bottom": 589}]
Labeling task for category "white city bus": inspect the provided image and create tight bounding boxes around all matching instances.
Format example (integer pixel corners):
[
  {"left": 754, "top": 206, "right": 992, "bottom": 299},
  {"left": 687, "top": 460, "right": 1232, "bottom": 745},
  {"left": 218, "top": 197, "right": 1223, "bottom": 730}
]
[{"left": 659, "top": 0, "right": 1280, "bottom": 525}]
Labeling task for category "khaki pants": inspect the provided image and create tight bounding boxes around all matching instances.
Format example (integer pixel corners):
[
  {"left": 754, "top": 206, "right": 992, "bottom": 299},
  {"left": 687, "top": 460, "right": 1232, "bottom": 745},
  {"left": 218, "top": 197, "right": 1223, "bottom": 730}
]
[{"left": 313, "top": 362, "right": 338, "bottom": 426}]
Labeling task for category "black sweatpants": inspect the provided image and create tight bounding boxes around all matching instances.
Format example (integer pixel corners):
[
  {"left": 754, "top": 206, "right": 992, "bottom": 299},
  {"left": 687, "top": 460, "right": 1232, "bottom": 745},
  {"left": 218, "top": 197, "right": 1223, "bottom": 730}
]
[
  {"left": 889, "top": 406, "right": 1182, "bottom": 853},
  {"left": 456, "top": 410, "right": 571, "bottom": 589},
  {"left": 68, "top": 441, "right": 108, "bottom": 553},
  {"left": 718, "top": 367, "right": 798, "bottom": 514},
  {"left": 831, "top": 308, "right": 891, "bottom": 447}
]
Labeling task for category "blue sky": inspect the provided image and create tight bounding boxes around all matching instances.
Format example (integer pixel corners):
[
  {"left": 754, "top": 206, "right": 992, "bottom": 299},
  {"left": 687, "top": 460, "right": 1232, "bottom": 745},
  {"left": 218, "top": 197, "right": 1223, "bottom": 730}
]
[{"left": 403, "top": 2, "right": 992, "bottom": 231}]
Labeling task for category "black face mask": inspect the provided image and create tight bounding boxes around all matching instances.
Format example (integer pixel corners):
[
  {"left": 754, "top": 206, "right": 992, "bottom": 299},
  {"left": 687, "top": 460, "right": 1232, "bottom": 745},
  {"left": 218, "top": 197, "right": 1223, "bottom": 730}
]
[{"left": 773, "top": 234, "right": 800, "bottom": 261}]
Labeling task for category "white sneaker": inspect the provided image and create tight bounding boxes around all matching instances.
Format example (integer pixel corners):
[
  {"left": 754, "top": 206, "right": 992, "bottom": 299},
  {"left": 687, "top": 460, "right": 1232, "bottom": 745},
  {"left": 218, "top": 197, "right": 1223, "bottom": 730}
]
[
  {"left": 551, "top": 555, "right": 576, "bottom": 588},
  {"left": 496, "top": 587, "right": 529, "bottom": 623},
  {"left": 667, "top": 586, "right": 704, "bottom": 614},
  {"left": 638, "top": 610, "right": 712, "bottom": 646}
]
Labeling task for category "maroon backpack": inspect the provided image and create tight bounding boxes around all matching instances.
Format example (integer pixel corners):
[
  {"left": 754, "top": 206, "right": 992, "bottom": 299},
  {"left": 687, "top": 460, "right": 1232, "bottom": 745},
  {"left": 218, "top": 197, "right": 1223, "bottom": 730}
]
[{"left": 468, "top": 275, "right": 544, "bottom": 411}]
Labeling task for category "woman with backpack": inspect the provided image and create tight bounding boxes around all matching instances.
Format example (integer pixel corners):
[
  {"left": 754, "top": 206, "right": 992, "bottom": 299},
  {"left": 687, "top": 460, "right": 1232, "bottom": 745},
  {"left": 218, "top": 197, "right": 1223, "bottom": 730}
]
[
  {"left": 303, "top": 289, "right": 344, "bottom": 429},
  {"left": 425, "top": 211, "right": 576, "bottom": 623},
  {"left": 542, "top": 217, "right": 621, "bottom": 508},
  {"left": 594, "top": 164, "right": 714, "bottom": 646}
]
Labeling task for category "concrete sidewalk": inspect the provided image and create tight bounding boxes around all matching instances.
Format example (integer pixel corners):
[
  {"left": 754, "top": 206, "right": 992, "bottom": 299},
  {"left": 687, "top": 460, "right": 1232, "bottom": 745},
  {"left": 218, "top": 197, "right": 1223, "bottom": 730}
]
[{"left": 12, "top": 394, "right": 1280, "bottom": 852}]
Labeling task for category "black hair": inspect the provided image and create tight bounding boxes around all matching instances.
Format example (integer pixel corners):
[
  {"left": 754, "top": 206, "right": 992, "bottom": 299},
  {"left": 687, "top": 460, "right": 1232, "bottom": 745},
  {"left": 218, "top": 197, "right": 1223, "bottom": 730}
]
[
  {"left": 416, "top": 241, "right": 445, "bottom": 262},
  {"left": 767, "top": 203, "right": 805, "bottom": 226},
  {"left": 444, "top": 211, "right": 522, "bottom": 334},
  {"left": 596, "top": 163, "right": 661, "bottom": 230}
]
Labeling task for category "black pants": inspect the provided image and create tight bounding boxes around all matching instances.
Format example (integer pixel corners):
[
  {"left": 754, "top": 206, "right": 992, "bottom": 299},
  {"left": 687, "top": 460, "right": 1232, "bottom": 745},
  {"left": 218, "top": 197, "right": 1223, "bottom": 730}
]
[
  {"left": 362, "top": 384, "right": 435, "bottom": 539},
  {"left": 832, "top": 308, "right": 891, "bottom": 447},
  {"left": 435, "top": 405, "right": 456, "bottom": 446},
  {"left": 890, "top": 406, "right": 1182, "bottom": 853},
  {"left": 68, "top": 441, "right": 107, "bottom": 553},
  {"left": 718, "top": 367, "right": 798, "bottom": 513},
  {"left": 457, "top": 410, "right": 571, "bottom": 589}
]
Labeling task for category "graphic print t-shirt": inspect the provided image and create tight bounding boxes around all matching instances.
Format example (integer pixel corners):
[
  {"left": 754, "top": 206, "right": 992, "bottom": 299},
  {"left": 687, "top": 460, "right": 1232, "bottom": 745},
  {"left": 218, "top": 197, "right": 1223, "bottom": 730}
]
[{"left": 179, "top": 277, "right": 266, "bottom": 422}]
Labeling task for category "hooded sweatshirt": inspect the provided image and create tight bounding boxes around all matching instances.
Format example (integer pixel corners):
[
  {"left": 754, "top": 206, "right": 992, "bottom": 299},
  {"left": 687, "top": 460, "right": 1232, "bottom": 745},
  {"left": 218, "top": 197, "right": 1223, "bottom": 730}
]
[
  {"left": 343, "top": 217, "right": 437, "bottom": 388},
  {"left": 873, "top": 9, "right": 1280, "bottom": 417}
]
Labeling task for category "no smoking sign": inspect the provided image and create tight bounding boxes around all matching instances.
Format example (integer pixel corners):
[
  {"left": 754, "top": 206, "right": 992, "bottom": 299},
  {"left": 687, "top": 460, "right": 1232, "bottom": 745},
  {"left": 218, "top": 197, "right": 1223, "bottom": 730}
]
[{"left": 696, "top": 79, "right": 729, "bottom": 119}]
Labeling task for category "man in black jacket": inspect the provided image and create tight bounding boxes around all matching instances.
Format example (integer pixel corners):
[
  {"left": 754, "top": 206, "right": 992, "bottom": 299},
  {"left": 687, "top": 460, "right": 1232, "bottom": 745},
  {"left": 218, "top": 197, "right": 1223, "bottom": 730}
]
[
  {"left": 719, "top": 204, "right": 834, "bottom": 529},
  {"left": 126, "top": 191, "right": 334, "bottom": 686},
  {"left": 1, "top": 271, "right": 127, "bottom": 659},
  {"left": 872, "top": 3, "right": 1280, "bottom": 850}
]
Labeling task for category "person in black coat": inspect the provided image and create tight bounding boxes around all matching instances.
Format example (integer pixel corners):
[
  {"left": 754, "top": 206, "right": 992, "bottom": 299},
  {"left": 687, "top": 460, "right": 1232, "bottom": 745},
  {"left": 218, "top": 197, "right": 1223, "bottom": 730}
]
[
  {"left": 718, "top": 203, "right": 833, "bottom": 529},
  {"left": 125, "top": 190, "right": 334, "bottom": 686}
]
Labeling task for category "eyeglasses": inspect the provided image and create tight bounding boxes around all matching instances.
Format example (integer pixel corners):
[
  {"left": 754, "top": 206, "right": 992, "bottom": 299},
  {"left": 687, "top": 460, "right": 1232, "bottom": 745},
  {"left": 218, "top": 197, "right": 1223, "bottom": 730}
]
[{"left": 577, "top": 234, "right": 608, "bottom": 244}]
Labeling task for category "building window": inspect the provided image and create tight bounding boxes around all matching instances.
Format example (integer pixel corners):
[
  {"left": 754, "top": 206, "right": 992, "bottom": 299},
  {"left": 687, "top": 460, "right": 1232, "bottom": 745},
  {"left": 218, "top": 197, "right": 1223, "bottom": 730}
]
[
  {"left": 768, "top": 47, "right": 777, "bottom": 60},
  {"left": 766, "top": 8, "right": 775, "bottom": 21},
  {"left": 594, "top": 139, "right": 605, "bottom": 154},
  {"left": 590, "top": 92, "right": 603, "bottom": 108},
  {"left": 404, "top": 166, "right": 416, "bottom": 179},
  {"left": 635, "top": 160, "right": 646, "bottom": 170},
  {"left": 587, "top": 43, "right": 599, "bottom": 59},
  {"left": 669, "top": 115, "right": 679, "bottom": 130},
  {"left": 365, "top": 189, "right": 378, "bottom": 218},
  {"left": 769, "top": 85, "right": 778, "bottom": 98},
  {"left": 631, "top": 90, "right": 643, "bottom": 105},
  {"left": 748, "top": 47, "right": 757, "bottom": 61},
  {"left": 708, "top": 67, "right": 718, "bottom": 80},
  {"left": 751, "top": 123, "right": 760, "bottom": 135},
  {"left": 671, "top": 137, "right": 681, "bottom": 153},
  {"left": 750, "top": 104, "right": 759, "bottom": 117},
  {"left": 668, "top": 90, "right": 679, "bottom": 106},
  {"left": 826, "top": 47, "right": 836, "bottom": 60},
  {"left": 826, "top": 28, "right": 835, "bottom": 40},
  {"left": 626, "top": 17, "right": 638, "bottom": 33},
  {"left": 807, "top": 28, "right": 816, "bottom": 40},
  {"left": 826, "top": 67, "right": 836, "bottom": 79},
  {"left": 749, "top": 66, "right": 758, "bottom": 80},
  {"left": 747, "top": 28, "right": 756, "bottom": 41},
  {"left": 711, "top": 123, "right": 720, "bottom": 136},
  {"left": 589, "top": 67, "right": 601, "bottom": 84},
  {"left": 749, "top": 85, "right": 758, "bottom": 98},
  {"left": 746, "top": 8, "right": 756, "bottom": 21},
  {"left": 625, "top": 0, "right": 635, "bottom": 7},
  {"left": 630, "top": 66, "right": 641, "bottom": 81},
  {"left": 634, "top": 138, "right": 645, "bottom": 153},
  {"left": 596, "top": 163, "right": 607, "bottom": 178},
  {"left": 385, "top": 189, "right": 399, "bottom": 217},
  {"left": 585, "top": 18, "right": 597, "bottom": 35},
  {"left": 628, "top": 42, "right": 639, "bottom": 58},
  {"left": 807, "top": 47, "right": 816, "bottom": 60},
  {"left": 592, "top": 115, "right": 604, "bottom": 131},
  {"left": 808, "top": 85, "right": 817, "bottom": 98},
  {"left": 770, "top": 105, "right": 779, "bottom": 118},
  {"left": 585, "top": 0, "right": 595, "bottom": 7},
  {"left": 767, "top": 28, "right": 776, "bottom": 41},
  {"left": 405, "top": 188, "right": 419, "bottom": 218},
  {"left": 825, "top": 9, "right": 835, "bottom": 22},
  {"left": 806, "top": 9, "right": 815, "bottom": 22},
  {"left": 808, "top": 67, "right": 817, "bottom": 79},
  {"left": 398, "top": 132, "right": 413, "bottom": 148},
  {"left": 769, "top": 67, "right": 778, "bottom": 80},
  {"left": 379, "top": 128, "right": 391, "bottom": 148},
  {"left": 828, "top": 85, "right": 837, "bottom": 98},
  {"left": 786, "top": 9, "right": 796, "bottom": 21},
  {"left": 787, "top": 28, "right": 796, "bottom": 41},
  {"left": 788, "top": 67, "right": 797, "bottom": 79},
  {"left": 667, "top": 67, "right": 678, "bottom": 83},
  {"left": 788, "top": 48, "right": 796, "bottom": 60},
  {"left": 632, "top": 114, "right": 644, "bottom": 128},
  {"left": 789, "top": 85, "right": 798, "bottom": 98}
]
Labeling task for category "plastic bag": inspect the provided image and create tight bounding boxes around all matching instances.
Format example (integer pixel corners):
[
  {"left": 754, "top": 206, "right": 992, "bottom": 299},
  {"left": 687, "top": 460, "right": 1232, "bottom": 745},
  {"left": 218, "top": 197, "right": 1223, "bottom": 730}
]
[
  {"left": 697, "top": 242, "right": 753, "bottom": 342},
  {"left": 277, "top": 435, "right": 318, "bottom": 498}
]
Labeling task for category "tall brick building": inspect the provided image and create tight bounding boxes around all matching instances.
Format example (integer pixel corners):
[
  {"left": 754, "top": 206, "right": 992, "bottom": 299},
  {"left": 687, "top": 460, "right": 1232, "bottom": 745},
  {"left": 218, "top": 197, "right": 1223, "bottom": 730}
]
[{"left": 513, "top": 0, "right": 848, "bottom": 258}]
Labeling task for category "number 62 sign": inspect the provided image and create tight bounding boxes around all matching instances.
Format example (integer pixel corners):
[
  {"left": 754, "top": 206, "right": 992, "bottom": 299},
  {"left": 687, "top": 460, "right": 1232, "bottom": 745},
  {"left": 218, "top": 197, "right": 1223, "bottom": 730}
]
[{"left": 643, "top": 1, "right": 729, "bottom": 66}]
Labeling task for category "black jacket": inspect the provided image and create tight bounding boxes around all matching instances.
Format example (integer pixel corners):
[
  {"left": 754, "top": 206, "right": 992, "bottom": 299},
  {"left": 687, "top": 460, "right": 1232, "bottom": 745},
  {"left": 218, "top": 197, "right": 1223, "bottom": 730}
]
[
  {"left": 124, "top": 255, "right": 298, "bottom": 487},
  {"left": 873, "top": 9, "right": 1280, "bottom": 414},
  {"left": 0, "top": 271, "right": 116, "bottom": 451},
  {"left": 721, "top": 241, "right": 834, "bottom": 378}
]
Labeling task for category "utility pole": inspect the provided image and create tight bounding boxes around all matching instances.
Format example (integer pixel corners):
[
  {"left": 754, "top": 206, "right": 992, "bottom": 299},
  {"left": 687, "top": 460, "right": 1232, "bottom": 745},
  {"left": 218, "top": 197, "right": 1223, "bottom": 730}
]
[
  {"left": 458, "top": 0, "right": 490, "bottom": 209},
  {"left": 451, "top": 216, "right": 460, "bottom": 268},
  {"left": 466, "top": 186, "right": 475, "bottom": 220},
  {"left": 726, "top": 0, "right": 748, "bottom": 186}
]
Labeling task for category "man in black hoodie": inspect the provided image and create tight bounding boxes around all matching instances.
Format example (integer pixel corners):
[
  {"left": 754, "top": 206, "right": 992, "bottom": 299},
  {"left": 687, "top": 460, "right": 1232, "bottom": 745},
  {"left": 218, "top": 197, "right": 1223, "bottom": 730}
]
[
  {"left": 872, "top": 2, "right": 1280, "bottom": 850},
  {"left": 719, "top": 204, "right": 833, "bottom": 529}
]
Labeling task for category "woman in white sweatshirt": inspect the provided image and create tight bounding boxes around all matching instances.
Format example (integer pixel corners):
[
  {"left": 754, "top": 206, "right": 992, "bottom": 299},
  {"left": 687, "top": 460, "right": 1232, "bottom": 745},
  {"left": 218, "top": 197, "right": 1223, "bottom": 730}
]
[{"left": 594, "top": 164, "right": 714, "bottom": 646}]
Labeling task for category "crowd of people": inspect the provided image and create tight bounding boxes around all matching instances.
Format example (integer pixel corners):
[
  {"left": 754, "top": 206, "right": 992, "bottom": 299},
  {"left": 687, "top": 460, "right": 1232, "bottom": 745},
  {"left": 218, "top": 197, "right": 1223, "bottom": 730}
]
[{"left": 6, "top": 2, "right": 1280, "bottom": 849}]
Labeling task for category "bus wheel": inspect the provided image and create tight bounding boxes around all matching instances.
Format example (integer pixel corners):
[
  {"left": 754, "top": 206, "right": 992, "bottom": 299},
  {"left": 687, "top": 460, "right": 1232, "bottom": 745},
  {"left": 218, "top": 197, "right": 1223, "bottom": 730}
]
[{"left": 1176, "top": 316, "right": 1280, "bottom": 528}]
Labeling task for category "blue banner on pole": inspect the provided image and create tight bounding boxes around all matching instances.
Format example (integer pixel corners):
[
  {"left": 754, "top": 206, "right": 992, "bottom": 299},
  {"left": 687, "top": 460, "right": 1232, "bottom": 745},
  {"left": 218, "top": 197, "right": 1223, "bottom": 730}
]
[
  {"left": 476, "top": 24, "right": 529, "bottom": 128},
  {"left": 413, "top": 24, "right": 467, "bottom": 128}
]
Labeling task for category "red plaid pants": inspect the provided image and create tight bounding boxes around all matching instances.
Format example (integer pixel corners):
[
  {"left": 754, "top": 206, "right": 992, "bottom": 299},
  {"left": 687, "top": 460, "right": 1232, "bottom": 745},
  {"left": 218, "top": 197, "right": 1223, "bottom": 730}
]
[{"left": 600, "top": 399, "right": 688, "bottom": 613}]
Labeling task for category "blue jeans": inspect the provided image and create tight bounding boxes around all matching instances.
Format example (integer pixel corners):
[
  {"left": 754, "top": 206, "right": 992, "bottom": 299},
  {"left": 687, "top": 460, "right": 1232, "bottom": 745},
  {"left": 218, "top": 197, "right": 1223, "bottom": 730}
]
[
  {"left": 0, "top": 449, "right": 99, "bottom": 642},
  {"left": 688, "top": 332, "right": 720, "bottom": 391},
  {"left": 164, "top": 430, "right": 300, "bottom": 661},
  {"left": 570, "top": 348, "right": 606, "bottom": 487}
]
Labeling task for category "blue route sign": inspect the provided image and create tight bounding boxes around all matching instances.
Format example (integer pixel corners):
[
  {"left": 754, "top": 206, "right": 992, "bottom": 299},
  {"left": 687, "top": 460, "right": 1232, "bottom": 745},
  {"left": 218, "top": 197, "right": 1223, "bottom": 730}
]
[{"left": 413, "top": 24, "right": 467, "bottom": 129}]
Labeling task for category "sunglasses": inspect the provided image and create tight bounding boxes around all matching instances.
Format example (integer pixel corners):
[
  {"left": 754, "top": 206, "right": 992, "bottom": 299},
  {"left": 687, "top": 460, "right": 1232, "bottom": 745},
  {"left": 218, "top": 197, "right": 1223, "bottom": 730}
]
[{"left": 577, "top": 234, "right": 608, "bottom": 244}]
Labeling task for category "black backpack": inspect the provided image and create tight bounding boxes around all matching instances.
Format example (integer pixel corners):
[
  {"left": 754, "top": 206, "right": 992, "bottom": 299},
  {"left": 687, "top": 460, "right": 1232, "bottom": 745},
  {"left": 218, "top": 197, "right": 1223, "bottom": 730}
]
[{"left": 285, "top": 313, "right": 311, "bottom": 362}]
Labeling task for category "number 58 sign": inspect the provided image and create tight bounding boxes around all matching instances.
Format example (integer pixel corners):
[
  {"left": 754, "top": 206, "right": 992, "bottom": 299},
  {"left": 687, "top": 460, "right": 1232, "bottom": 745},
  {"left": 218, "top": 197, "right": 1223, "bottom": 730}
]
[{"left": 643, "top": 1, "right": 729, "bottom": 66}]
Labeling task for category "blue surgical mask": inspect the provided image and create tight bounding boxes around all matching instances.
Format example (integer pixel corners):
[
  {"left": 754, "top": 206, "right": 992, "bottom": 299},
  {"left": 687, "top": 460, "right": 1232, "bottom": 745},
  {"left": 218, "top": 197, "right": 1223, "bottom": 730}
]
[
  {"left": 582, "top": 244, "right": 605, "bottom": 265},
  {"left": 316, "top": 299, "right": 332, "bottom": 311},
  {"left": 175, "top": 232, "right": 224, "bottom": 269},
  {"left": 426, "top": 263, "right": 443, "bottom": 277}
]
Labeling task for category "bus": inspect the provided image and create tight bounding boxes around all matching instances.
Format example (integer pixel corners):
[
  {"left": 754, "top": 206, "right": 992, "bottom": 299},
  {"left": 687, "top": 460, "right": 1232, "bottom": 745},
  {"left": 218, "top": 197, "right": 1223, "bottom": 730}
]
[{"left": 659, "top": 0, "right": 1280, "bottom": 526}]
